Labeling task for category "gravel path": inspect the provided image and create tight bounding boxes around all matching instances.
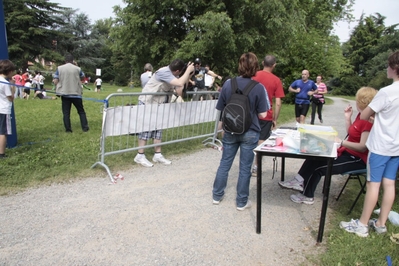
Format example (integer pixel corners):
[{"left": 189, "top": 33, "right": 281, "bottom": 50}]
[{"left": 0, "top": 97, "right": 354, "bottom": 265}]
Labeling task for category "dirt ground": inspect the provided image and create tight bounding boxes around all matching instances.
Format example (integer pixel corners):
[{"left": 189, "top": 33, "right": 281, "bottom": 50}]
[{"left": 0, "top": 97, "right": 353, "bottom": 265}]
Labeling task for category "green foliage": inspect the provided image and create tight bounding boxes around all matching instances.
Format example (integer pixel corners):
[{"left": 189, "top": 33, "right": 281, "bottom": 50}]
[
  {"left": 337, "top": 13, "right": 399, "bottom": 93},
  {"left": 176, "top": 11, "right": 236, "bottom": 76},
  {"left": 51, "top": 10, "right": 107, "bottom": 74},
  {"left": 4, "top": 0, "right": 68, "bottom": 69},
  {"left": 110, "top": 0, "right": 351, "bottom": 84}
]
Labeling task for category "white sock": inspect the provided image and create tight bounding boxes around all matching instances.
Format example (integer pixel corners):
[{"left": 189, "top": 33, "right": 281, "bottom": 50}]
[
  {"left": 154, "top": 153, "right": 162, "bottom": 158},
  {"left": 294, "top": 174, "right": 304, "bottom": 182},
  {"left": 357, "top": 220, "right": 367, "bottom": 227}
]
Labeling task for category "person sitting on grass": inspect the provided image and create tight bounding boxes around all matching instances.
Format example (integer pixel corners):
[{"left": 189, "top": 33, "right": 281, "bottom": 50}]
[
  {"left": 340, "top": 50, "right": 399, "bottom": 237},
  {"left": 34, "top": 89, "right": 57, "bottom": 100},
  {"left": 278, "top": 87, "right": 377, "bottom": 205}
]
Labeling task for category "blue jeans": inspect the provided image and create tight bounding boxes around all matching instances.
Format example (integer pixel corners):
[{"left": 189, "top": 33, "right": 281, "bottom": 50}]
[{"left": 212, "top": 130, "right": 259, "bottom": 207}]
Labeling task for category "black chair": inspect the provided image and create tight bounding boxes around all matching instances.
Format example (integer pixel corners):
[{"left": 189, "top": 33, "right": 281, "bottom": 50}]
[{"left": 336, "top": 169, "right": 368, "bottom": 214}]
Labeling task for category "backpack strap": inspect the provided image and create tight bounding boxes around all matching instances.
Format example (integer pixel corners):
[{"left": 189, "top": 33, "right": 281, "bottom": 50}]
[
  {"left": 231, "top": 78, "right": 258, "bottom": 93},
  {"left": 230, "top": 77, "right": 238, "bottom": 96},
  {"left": 230, "top": 77, "right": 258, "bottom": 97},
  {"left": 242, "top": 79, "right": 258, "bottom": 96}
]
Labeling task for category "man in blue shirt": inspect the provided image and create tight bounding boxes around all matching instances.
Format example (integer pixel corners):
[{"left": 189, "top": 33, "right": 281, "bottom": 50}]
[{"left": 288, "top": 69, "right": 317, "bottom": 124}]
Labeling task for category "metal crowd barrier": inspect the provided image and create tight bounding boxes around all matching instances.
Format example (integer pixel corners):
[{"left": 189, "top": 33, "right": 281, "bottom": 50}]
[{"left": 91, "top": 91, "right": 222, "bottom": 182}]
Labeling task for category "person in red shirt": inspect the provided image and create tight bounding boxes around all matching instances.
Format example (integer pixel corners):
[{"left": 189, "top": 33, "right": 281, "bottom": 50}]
[
  {"left": 12, "top": 70, "right": 23, "bottom": 98},
  {"left": 278, "top": 87, "right": 377, "bottom": 205},
  {"left": 251, "top": 55, "right": 285, "bottom": 175}
]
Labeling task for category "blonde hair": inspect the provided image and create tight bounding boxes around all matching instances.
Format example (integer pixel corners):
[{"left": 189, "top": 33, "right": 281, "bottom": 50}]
[{"left": 356, "top": 87, "right": 377, "bottom": 110}]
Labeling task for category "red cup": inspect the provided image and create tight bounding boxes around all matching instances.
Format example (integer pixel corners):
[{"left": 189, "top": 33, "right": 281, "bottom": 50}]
[{"left": 276, "top": 137, "right": 283, "bottom": 146}]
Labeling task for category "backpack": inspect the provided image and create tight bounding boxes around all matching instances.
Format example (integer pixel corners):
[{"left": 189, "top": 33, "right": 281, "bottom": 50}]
[{"left": 222, "top": 78, "right": 258, "bottom": 134}]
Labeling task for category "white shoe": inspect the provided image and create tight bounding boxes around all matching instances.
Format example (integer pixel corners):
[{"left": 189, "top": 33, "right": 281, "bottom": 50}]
[
  {"left": 278, "top": 178, "right": 303, "bottom": 191},
  {"left": 251, "top": 165, "right": 257, "bottom": 177},
  {"left": 152, "top": 155, "right": 171, "bottom": 165},
  {"left": 339, "top": 219, "right": 369, "bottom": 237},
  {"left": 290, "top": 193, "right": 314, "bottom": 205},
  {"left": 213, "top": 196, "right": 224, "bottom": 205},
  {"left": 134, "top": 154, "right": 154, "bottom": 167},
  {"left": 237, "top": 200, "right": 252, "bottom": 211}
]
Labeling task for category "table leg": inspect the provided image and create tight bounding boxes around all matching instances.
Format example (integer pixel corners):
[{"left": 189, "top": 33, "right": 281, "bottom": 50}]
[
  {"left": 317, "top": 158, "right": 334, "bottom": 243},
  {"left": 256, "top": 152, "right": 262, "bottom": 234},
  {"left": 281, "top": 157, "right": 285, "bottom": 181}
]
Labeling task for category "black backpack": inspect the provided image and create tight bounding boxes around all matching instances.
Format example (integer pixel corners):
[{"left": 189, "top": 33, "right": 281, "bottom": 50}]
[{"left": 222, "top": 78, "right": 258, "bottom": 134}]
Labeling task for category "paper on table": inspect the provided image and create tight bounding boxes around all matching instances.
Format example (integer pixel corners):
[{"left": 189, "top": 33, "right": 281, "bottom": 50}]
[{"left": 273, "top": 128, "right": 291, "bottom": 136}]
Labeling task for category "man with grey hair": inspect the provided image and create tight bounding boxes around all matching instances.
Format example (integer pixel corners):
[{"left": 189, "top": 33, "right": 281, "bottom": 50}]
[
  {"left": 53, "top": 53, "right": 89, "bottom": 133},
  {"left": 140, "top": 63, "right": 153, "bottom": 88}
]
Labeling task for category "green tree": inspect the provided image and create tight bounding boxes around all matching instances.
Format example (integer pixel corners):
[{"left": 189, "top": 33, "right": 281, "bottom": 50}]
[
  {"left": 336, "top": 13, "right": 399, "bottom": 94},
  {"left": 91, "top": 18, "right": 116, "bottom": 82},
  {"left": 3, "top": 0, "right": 67, "bottom": 70},
  {"left": 346, "top": 13, "right": 386, "bottom": 75},
  {"left": 110, "top": 0, "right": 353, "bottom": 87},
  {"left": 51, "top": 10, "right": 106, "bottom": 74}
]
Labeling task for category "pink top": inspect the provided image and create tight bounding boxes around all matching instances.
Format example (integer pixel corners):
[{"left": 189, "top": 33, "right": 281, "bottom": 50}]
[
  {"left": 314, "top": 82, "right": 327, "bottom": 99},
  {"left": 13, "top": 74, "right": 23, "bottom": 86}
]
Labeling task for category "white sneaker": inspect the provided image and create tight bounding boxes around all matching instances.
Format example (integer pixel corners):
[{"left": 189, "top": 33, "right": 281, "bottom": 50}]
[
  {"left": 152, "top": 155, "right": 172, "bottom": 165},
  {"left": 237, "top": 200, "right": 252, "bottom": 211},
  {"left": 213, "top": 196, "right": 224, "bottom": 205},
  {"left": 368, "top": 219, "right": 387, "bottom": 234},
  {"left": 251, "top": 165, "right": 257, "bottom": 177},
  {"left": 278, "top": 178, "right": 303, "bottom": 191},
  {"left": 340, "top": 219, "right": 369, "bottom": 237},
  {"left": 290, "top": 193, "right": 314, "bottom": 205},
  {"left": 134, "top": 154, "right": 154, "bottom": 167}
]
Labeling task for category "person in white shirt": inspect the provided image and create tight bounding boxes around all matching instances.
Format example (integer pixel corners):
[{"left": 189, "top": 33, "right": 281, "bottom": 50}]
[
  {"left": 204, "top": 64, "right": 216, "bottom": 99},
  {"left": 95, "top": 77, "right": 102, "bottom": 92},
  {"left": 0, "top": 59, "right": 16, "bottom": 158},
  {"left": 38, "top": 72, "right": 45, "bottom": 90},
  {"left": 32, "top": 71, "right": 40, "bottom": 90},
  {"left": 340, "top": 50, "right": 399, "bottom": 237},
  {"left": 140, "top": 63, "right": 153, "bottom": 88},
  {"left": 23, "top": 80, "right": 32, "bottom": 100}
]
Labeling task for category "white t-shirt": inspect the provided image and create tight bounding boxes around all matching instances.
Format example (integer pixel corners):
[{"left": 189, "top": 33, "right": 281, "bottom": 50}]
[
  {"left": 38, "top": 74, "right": 45, "bottom": 85},
  {"left": 0, "top": 76, "right": 13, "bottom": 114},
  {"left": 366, "top": 81, "right": 399, "bottom": 156},
  {"left": 32, "top": 74, "right": 40, "bottom": 85},
  {"left": 204, "top": 74, "right": 214, "bottom": 87},
  {"left": 140, "top": 71, "right": 152, "bottom": 88},
  {"left": 95, "top": 78, "right": 102, "bottom": 86}
]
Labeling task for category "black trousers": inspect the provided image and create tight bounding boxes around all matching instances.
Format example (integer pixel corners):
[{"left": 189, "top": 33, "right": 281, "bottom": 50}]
[
  {"left": 310, "top": 101, "right": 323, "bottom": 124},
  {"left": 61, "top": 96, "right": 89, "bottom": 132},
  {"left": 299, "top": 151, "right": 366, "bottom": 198}
]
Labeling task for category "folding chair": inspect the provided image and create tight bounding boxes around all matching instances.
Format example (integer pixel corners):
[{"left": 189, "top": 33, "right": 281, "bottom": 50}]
[{"left": 336, "top": 169, "right": 367, "bottom": 214}]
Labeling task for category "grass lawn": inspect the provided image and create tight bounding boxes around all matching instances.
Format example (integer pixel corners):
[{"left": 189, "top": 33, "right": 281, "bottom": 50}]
[{"left": 2, "top": 84, "right": 398, "bottom": 264}]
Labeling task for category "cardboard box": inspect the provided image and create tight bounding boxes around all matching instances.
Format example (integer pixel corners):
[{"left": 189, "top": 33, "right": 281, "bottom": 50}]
[{"left": 298, "top": 124, "right": 337, "bottom": 155}]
